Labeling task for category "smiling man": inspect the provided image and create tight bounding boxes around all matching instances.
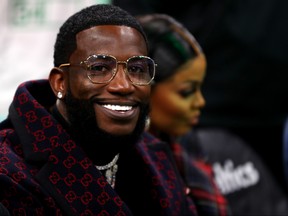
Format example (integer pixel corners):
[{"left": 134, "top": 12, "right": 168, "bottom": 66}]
[{"left": 0, "top": 4, "right": 196, "bottom": 215}]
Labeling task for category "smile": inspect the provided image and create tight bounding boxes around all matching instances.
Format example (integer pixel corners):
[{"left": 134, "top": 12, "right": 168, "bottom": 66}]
[
  {"left": 97, "top": 103, "right": 138, "bottom": 120},
  {"left": 102, "top": 104, "right": 133, "bottom": 112}
]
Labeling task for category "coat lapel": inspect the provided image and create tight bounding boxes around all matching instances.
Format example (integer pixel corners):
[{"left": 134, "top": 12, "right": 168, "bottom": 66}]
[{"left": 135, "top": 133, "right": 191, "bottom": 216}]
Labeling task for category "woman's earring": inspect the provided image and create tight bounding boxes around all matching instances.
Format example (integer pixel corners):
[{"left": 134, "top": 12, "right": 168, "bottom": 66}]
[{"left": 57, "top": 92, "right": 63, "bottom": 99}]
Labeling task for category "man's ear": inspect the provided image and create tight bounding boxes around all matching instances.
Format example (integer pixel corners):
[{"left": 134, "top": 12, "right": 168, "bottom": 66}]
[{"left": 49, "top": 67, "right": 66, "bottom": 99}]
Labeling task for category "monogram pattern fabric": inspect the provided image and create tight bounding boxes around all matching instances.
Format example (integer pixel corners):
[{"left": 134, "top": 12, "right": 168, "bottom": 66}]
[{"left": 0, "top": 79, "right": 197, "bottom": 215}]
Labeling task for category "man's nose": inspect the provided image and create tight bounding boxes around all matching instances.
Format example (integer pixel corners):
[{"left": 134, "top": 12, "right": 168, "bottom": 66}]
[{"left": 107, "top": 64, "right": 134, "bottom": 93}]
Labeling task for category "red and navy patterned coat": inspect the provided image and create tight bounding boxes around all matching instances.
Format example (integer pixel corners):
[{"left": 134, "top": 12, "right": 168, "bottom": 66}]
[{"left": 0, "top": 80, "right": 197, "bottom": 216}]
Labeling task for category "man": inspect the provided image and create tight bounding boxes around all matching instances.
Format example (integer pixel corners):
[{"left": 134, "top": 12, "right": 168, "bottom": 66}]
[{"left": 0, "top": 4, "right": 195, "bottom": 215}]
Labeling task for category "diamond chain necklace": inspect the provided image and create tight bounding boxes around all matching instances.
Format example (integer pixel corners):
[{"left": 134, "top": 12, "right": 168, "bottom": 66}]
[{"left": 95, "top": 154, "right": 119, "bottom": 188}]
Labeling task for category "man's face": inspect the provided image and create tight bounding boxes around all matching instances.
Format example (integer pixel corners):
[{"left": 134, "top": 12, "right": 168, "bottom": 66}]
[{"left": 61, "top": 25, "right": 151, "bottom": 136}]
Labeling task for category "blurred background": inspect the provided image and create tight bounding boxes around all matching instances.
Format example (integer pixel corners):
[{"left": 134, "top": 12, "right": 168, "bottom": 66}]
[{"left": 0, "top": 0, "right": 110, "bottom": 121}]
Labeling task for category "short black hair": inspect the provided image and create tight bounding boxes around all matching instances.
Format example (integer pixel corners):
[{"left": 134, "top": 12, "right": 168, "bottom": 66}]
[{"left": 54, "top": 4, "right": 147, "bottom": 67}]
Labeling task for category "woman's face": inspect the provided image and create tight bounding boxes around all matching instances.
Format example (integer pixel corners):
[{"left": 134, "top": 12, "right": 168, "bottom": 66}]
[{"left": 149, "top": 54, "right": 206, "bottom": 136}]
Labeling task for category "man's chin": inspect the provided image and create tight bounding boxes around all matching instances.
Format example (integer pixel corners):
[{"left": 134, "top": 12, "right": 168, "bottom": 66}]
[{"left": 98, "top": 124, "right": 138, "bottom": 137}]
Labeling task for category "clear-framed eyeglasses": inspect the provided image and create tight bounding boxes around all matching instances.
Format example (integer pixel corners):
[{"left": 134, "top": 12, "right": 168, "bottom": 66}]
[{"left": 59, "top": 54, "right": 156, "bottom": 86}]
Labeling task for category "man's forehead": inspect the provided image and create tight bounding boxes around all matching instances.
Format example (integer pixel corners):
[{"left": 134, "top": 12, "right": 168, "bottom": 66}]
[
  {"left": 71, "top": 25, "right": 148, "bottom": 60},
  {"left": 75, "top": 25, "right": 147, "bottom": 48},
  {"left": 76, "top": 25, "right": 141, "bottom": 38}
]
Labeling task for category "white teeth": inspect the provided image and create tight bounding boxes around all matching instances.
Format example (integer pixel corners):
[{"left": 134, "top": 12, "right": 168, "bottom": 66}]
[{"left": 103, "top": 104, "right": 132, "bottom": 111}]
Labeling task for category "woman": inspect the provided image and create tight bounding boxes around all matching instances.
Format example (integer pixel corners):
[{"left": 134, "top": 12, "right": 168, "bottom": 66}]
[{"left": 137, "top": 14, "right": 230, "bottom": 216}]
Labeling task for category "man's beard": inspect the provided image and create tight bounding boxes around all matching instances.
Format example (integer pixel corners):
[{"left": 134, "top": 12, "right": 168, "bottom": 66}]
[{"left": 63, "top": 89, "right": 150, "bottom": 161}]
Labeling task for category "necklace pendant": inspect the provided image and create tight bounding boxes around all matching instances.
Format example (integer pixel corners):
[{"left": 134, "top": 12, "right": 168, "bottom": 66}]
[
  {"left": 111, "top": 164, "right": 118, "bottom": 188},
  {"left": 95, "top": 154, "right": 120, "bottom": 189},
  {"left": 104, "top": 164, "right": 118, "bottom": 188},
  {"left": 105, "top": 168, "right": 112, "bottom": 185}
]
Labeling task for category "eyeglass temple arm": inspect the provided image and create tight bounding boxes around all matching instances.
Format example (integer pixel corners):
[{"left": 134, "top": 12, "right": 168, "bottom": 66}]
[{"left": 58, "top": 63, "right": 71, "bottom": 68}]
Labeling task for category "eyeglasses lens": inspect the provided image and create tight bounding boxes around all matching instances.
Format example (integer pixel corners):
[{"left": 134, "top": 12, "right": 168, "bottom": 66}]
[
  {"left": 86, "top": 55, "right": 116, "bottom": 83},
  {"left": 126, "top": 57, "right": 154, "bottom": 84},
  {"left": 86, "top": 55, "right": 154, "bottom": 85}
]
